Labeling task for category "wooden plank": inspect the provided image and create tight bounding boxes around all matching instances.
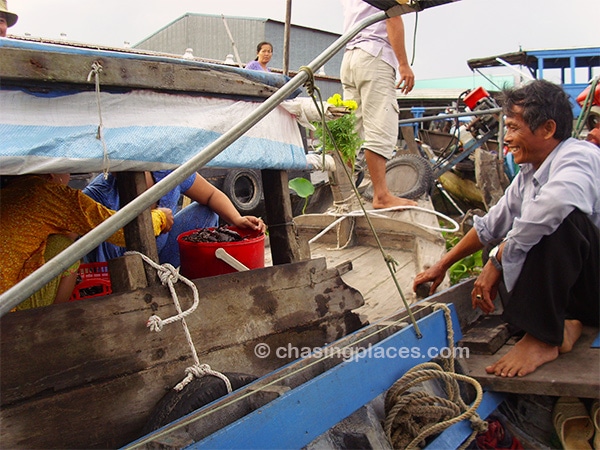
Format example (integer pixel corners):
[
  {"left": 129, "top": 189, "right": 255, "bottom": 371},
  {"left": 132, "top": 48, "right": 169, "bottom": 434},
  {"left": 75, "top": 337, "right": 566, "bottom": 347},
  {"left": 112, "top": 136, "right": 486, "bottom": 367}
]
[
  {"left": 0, "top": 258, "right": 364, "bottom": 449},
  {"left": 116, "top": 171, "right": 160, "bottom": 284},
  {"left": 261, "top": 169, "right": 310, "bottom": 264},
  {"left": 0, "top": 46, "right": 279, "bottom": 98},
  {"left": 459, "top": 315, "right": 512, "bottom": 354},
  {"left": 465, "top": 325, "right": 600, "bottom": 399},
  {"left": 186, "top": 307, "right": 463, "bottom": 449}
]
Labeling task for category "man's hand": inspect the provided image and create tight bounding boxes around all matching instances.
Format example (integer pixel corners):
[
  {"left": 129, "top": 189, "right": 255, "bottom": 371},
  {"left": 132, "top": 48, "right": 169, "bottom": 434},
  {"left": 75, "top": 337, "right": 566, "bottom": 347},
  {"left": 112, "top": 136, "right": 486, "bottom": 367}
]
[
  {"left": 413, "top": 261, "right": 447, "bottom": 296},
  {"left": 471, "top": 262, "right": 502, "bottom": 314},
  {"left": 396, "top": 63, "right": 414, "bottom": 94}
]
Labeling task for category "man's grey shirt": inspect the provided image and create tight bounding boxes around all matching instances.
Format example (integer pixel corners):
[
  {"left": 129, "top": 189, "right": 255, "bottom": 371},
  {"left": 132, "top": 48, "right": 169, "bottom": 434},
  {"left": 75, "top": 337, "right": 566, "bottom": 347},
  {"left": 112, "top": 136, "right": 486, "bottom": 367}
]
[{"left": 474, "top": 138, "right": 600, "bottom": 292}]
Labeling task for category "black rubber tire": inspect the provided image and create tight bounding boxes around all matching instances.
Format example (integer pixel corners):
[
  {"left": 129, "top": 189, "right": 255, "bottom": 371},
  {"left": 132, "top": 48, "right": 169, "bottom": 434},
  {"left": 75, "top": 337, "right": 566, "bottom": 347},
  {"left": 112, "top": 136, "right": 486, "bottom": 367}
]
[
  {"left": 363, "top": 154, "right": 434, "bottom": 200},
  {"left": 141, "top": 372, "right": 257, "bottom": 435},
  {"left": 222, "top": 169, "right": 263, "bottom": 214}
]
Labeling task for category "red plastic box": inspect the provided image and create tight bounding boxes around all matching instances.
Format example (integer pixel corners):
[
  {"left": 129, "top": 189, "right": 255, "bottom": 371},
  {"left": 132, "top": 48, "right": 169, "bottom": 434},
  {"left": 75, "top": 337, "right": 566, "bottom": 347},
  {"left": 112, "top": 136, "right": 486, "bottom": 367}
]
[{"left": 69, "top": 262, "right": 112, "bottom": 301}]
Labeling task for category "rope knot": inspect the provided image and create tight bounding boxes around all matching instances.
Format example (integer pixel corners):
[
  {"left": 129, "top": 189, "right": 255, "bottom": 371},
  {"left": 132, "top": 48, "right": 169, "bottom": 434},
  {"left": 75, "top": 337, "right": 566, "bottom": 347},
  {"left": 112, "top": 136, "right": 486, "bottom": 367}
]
[
  {"left": 470, "top": 415, "right": 489, "bottom": 434},
  {"left": 146, "top": 315, "right": 164, "bottom": 332},
  {"left": 156, "top": 263, "right": 180, "bottom": 286},
  {"left": 299, "top": 65, "right": 315, "bottom": 96},
  {"left": 185, "top": 363, "right": 212, "bottom": 378},
  {"left": 173, "top": 364, "right": 233, "bottom": 393},
  {"left": 86, "top": 61, "right": 103, "bottom": 82}
]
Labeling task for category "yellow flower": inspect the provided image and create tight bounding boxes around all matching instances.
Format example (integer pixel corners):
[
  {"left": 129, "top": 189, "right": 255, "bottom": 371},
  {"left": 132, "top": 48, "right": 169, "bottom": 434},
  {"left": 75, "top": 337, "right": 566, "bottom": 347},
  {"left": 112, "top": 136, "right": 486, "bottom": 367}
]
[
  {"left": 326, "top": 94, "right": 357, "bottom": 111},
  {"left": 327, "top": 93, "right": 343, "bottom": 107},
  {"left": 342, "top": 99, "right": 358, "bottom": 111}
]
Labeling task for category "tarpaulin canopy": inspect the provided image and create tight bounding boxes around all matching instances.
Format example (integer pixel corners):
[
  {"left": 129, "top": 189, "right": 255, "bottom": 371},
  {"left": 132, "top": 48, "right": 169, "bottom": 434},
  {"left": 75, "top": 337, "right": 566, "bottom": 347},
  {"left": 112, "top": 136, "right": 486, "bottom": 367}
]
[{"left": 0, "top": 38, "right": 307, "bottom": 174}]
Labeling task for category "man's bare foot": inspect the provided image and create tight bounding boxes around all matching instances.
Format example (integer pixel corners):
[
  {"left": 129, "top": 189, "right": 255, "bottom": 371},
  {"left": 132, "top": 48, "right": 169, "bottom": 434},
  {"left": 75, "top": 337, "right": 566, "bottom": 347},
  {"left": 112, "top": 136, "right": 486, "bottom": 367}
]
[
  {"left": 372, "top": 194, "right": 417, "bottom": 209},
  {"left": 485, "top": 333, "right": 559, "bottom": 378},
  {"left": 559, "top": 319, "right": 583, "bottom": 353}
]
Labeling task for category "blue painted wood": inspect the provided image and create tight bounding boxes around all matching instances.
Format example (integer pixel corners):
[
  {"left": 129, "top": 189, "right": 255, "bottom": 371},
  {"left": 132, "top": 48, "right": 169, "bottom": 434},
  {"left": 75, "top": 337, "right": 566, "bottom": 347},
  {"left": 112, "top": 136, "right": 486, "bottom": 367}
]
[
  {"left": 592, "top": 332, "right": 600, "bottom": 348},
  {"left": 187, "top": 306, "right": 462, "bottom": 450},
  {"left": 426, "top": 391, "right": 505, "bottom": 449}
]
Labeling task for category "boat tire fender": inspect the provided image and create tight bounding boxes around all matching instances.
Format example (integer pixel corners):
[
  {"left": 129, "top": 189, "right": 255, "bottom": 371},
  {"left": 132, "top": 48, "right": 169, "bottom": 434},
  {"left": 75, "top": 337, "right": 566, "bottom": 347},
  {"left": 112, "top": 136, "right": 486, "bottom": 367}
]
[
  {"left": 141, "top": 372, "right": 258, "bottom": 436},
  {"left": 363, "top": 154, "right": 434, "bottom": 201},
  {"left": 223, "top": 169, "right": 263, "bottom": 214}
]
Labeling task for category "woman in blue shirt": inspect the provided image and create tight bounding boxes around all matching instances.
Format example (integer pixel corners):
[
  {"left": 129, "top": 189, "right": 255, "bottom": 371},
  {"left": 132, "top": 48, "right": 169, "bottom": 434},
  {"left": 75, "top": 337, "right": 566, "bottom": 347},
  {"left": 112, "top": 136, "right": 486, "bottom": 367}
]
[{"left": 83, "top": 171, "right": 265, "bottom": 267}]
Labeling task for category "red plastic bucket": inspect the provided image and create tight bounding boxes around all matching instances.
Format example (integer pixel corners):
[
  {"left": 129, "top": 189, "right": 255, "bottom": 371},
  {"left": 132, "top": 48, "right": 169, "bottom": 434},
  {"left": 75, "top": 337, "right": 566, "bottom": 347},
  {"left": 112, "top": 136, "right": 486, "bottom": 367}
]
[{"left": 177, "top": 226, "right": 265, "bottom": 279}]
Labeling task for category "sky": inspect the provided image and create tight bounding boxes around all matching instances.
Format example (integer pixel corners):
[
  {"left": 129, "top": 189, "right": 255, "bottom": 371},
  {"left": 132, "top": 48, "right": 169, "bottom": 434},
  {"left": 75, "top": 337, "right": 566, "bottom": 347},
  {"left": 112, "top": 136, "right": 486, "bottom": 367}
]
[{"left": 6, "top": 0, "right": 600, "bottom": 81}]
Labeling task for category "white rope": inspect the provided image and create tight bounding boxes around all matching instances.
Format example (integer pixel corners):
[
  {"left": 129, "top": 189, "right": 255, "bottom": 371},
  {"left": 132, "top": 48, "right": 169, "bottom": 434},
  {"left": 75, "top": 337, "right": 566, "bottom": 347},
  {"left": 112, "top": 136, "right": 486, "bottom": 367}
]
[
  {"left": 126, "top": 251, "right": 232, "bottom": 394},
  {"left": 173, "top": 363, "right": 232, "bottom": 393},
  {"left": 308, "top": 205, "right": 459, "bottom": 244},
  {"left": 86, "top": 61, "right": 111, "bottom": 178}
]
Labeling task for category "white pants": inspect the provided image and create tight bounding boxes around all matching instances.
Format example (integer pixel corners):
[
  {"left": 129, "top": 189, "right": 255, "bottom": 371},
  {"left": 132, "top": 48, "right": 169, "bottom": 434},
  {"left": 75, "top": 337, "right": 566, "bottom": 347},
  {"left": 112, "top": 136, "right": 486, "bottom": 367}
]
[{"left": 340, "top": 48, "right": 399, "bottom": 159}]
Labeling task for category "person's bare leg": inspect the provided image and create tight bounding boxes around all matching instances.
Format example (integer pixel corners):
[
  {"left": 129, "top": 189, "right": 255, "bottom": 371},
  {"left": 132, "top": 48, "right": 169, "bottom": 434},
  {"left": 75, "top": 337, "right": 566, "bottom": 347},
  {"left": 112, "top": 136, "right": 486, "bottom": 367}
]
[
  {"left": 485, "top": 319, "right": 583, "bottom": 377},
  {"left": 365, "top": 150, "right": 417, "bottom": 209},
  {"left": 559, "top": 319, "right": 583, "bottom": 353}
]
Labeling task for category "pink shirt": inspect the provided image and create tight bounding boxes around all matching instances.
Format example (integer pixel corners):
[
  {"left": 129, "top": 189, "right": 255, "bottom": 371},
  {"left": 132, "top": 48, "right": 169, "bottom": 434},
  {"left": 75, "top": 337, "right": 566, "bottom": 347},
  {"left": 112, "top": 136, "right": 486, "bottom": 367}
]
[{"left": 341, "top": 0, "right": 398, "bottom": 69}]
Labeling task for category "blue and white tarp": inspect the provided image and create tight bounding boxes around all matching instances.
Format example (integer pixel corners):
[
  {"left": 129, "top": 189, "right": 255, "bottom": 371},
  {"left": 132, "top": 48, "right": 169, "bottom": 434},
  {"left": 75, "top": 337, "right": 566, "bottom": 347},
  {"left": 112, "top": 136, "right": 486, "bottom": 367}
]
[{"left": 0, "top": 88, "right": 308, "bottom": 174}]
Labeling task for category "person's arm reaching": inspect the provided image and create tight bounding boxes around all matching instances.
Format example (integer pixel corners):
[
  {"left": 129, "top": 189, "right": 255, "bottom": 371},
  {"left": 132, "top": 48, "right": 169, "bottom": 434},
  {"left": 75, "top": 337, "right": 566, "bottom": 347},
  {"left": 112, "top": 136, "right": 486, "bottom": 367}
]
[
  {"left": 386, "top": 15, "right": 414, "bottom": 94},
  {"left": 184, "top": 174, "right": 266, "bottom": 233},
  {"left": 413, "top": 227, "right": 484, "bottom": 295}
]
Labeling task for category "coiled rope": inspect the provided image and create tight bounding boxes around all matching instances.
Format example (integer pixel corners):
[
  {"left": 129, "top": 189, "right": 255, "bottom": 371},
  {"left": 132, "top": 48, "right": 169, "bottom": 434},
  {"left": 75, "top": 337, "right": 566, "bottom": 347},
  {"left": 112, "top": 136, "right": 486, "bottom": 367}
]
[
  {"left": 86, "top": 61, "right": 111, "bottom": 179},
  {"left": 126, "top": 251, "right": 232, "bottom": 393},
  {"left": 384, "top": 304, "right": 487, "bottom": 449}
]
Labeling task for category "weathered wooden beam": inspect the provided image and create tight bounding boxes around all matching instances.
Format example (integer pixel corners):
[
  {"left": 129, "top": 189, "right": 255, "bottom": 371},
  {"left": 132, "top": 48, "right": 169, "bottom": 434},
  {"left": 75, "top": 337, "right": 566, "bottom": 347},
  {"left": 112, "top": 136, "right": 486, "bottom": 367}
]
[
  {"left": 261, "top": 169, "right": 310, "bottom": 264},
  {"left": 116, "top": 172, "right": 159, "bottom": 285},
  {"left": 0, "top": 258, "right": 363, "bottom": 449},
  {"left": 0, "top": 46, "right": 279, "bottom": 98}
]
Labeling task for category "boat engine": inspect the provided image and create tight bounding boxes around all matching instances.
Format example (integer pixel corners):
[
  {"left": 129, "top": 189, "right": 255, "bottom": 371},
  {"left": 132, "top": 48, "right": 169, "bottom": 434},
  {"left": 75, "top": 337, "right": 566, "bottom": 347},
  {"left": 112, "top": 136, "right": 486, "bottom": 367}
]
[{"left": 457, "top": 86, "right": 500, "bottom": 146}]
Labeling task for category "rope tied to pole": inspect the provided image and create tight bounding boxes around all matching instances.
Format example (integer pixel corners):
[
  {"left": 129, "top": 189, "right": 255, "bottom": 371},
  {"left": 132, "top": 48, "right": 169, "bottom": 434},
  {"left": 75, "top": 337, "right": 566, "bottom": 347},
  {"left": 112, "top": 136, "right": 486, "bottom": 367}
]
[
  {"left": 86, "top": 61, "right": 111, "bottom": 179},
  {"left": 302, "top": 77, "right": 424, "bottom": 337},
  {"left": 127, "top": 251, "right": 232, "bottom": 394},
  {"left": 384, "top": 304, "right": 487, "bottom": 449},
  {"left": 298, "top": 65, "right": 315, "bottom": 96}
]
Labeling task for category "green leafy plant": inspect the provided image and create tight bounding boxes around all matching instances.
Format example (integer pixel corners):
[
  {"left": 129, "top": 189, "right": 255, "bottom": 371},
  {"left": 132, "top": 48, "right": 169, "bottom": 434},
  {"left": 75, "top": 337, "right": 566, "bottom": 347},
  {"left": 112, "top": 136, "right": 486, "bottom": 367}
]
[
  {"left": 313, "top": 94, "right": 363, "bottom": 167},
  {"left": 443, "top": 233, "right": 483, "bottom": 285},
  {"left": 288, "top": 177, "right": 315, "bottom": 215}
]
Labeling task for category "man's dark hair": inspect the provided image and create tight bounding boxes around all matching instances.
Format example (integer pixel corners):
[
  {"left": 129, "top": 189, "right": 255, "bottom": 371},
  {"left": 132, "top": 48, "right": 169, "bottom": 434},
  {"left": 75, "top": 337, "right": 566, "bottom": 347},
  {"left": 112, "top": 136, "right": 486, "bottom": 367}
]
[{"left": 501, "top": 79, "right": 573, "bottom": 140}]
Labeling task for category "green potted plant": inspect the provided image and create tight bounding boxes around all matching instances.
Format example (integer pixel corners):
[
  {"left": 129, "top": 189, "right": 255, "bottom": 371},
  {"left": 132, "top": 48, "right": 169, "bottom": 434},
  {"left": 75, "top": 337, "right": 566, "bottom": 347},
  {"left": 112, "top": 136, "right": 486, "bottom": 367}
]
[{"left": 313, "top": 94, "right": 362, "bottom": 167}]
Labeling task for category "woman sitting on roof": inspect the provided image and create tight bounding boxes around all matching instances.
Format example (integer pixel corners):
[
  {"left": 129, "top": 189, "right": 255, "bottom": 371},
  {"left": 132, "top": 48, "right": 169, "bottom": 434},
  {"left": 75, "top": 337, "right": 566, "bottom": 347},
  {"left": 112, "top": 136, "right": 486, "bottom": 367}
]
[{"left": 245, "top": 41, "right": 273, "bottom": 72}]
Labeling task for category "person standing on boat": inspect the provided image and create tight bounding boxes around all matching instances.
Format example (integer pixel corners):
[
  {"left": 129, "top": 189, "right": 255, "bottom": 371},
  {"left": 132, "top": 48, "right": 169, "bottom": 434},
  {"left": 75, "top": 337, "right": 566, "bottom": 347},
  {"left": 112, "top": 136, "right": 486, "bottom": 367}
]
[
  {"left": 0, "top": 0, "right": 18, "bottom": 37},
  {"left": 245, "top": 42, "right": 273, "bottom": 72},
  {"left": 340, "top": 0, "right": 417, "bottom": 209},
  {"left": 83, "top": 171, "right": 266, "bottom": 268},
  {"left": 413, "top": 79, "right": 600, "bottom": 378},
  {"left": 0, "top": 174, "right": 174, "bottom": 310}
]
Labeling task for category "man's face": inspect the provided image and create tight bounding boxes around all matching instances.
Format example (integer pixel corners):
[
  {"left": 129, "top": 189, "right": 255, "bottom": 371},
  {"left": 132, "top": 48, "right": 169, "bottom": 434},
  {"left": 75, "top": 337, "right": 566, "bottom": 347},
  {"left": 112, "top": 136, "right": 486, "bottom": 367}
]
[
  {"left": 0, "top": 16, "right": 8, "bottom": 38},
  {"left": 504, "top": 106, "right": 550, "bottom": 169}
]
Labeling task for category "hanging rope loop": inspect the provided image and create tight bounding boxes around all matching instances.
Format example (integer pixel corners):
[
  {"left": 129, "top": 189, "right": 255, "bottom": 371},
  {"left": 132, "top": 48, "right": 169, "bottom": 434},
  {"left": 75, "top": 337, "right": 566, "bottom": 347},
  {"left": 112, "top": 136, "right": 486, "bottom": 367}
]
[
  {"left": 126, "top": 251, "right": 231, "bottom": 393},
  {"left": 86, "top": 60, "right": 111, "bottom": 178}
]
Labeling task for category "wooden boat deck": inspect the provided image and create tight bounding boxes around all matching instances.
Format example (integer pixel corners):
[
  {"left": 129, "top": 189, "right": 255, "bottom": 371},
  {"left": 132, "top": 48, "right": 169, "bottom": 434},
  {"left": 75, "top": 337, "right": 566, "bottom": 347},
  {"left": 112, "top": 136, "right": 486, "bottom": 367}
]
[
  {"left": 466, "top": 325, "right": 600, "bottom": 399},
  {"left": 290, "top": 197, "right": 450, "bottom": 322}
]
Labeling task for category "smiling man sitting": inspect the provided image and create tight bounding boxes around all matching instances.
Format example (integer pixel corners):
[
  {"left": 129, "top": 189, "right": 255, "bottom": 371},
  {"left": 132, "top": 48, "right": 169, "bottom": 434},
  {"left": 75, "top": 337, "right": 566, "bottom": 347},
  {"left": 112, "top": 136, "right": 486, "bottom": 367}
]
[{"left": 413, "top": 79, "right": 600, "bottom": 378}]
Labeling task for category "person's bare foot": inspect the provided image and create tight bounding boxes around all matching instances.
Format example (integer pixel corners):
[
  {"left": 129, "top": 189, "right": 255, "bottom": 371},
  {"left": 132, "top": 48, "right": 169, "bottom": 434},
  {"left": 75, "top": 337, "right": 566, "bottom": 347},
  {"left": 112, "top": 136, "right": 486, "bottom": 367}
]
[
  {"left": 559, "top": 319, "right": 583, "bottom": 353},
  {"left": 485, "top": 333, "right": 559, "bottom": 378},
  {"left": 372, "top": 194, "right": 417, "bottom": 209}
]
